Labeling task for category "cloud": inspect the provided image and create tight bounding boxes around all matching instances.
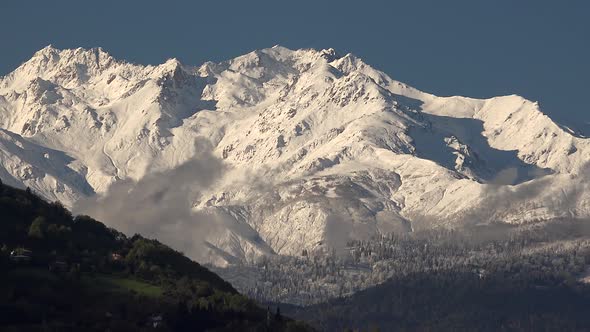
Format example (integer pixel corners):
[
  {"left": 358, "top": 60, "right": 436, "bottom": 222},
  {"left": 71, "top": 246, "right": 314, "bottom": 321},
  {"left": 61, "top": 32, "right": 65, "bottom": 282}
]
[
  {"left": 73, "top": 140, "right": 228, "bottom": 261},
  {"left": 457, "top": 163, "right": 590, "bottom": 227}
]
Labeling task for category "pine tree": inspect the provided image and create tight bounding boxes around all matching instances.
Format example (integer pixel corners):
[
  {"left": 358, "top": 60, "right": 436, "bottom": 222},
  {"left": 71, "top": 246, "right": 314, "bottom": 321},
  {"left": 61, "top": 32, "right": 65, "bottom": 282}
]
[
  {"left": 275, "top": 306, "right": 282, "bottom": 321},
  {"left": 28, "top": 216, "right": 47, "bottom": 239}
]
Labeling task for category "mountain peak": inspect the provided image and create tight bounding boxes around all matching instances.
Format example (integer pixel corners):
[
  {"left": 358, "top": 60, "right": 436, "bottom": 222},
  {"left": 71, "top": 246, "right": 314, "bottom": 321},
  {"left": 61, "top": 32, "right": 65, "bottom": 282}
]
[
  {"left": 0, "top": 46, "right": 123, "bottom": 91},
  {"left": 160, "top": 58, "right": 185, "bottom": 73},
  {"left": 319, "top": 47, "right": 340, "bottom": 62},
  {"left": 35, "top": 44, "right": 59, "bottom": 56},
  {"left": 30, "top": 45, "right": 114, "bottom": 65}
]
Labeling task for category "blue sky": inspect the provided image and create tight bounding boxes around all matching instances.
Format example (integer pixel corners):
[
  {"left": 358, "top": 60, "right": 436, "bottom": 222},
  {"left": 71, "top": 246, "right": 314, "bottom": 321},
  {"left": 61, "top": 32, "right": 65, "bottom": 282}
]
[{"left": 1, "top": 0, "right": 588, "bottom": 133}]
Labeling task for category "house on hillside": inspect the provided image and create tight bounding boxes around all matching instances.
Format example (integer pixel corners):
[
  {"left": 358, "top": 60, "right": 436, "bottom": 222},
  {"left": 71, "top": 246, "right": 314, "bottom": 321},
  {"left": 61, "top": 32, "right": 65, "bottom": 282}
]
[
  {"left": 110, "top": 253, "right": 124, "bottom": 261},
  {"left": 10, "top": 248, "right": 32, "bottom": 263},
  {"left": 150, "top": 314, "right": 163, "bottom": 328}
]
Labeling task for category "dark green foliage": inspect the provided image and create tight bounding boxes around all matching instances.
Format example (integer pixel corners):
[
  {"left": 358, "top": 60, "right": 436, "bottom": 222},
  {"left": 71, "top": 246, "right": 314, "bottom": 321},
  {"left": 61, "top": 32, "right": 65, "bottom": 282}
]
[
  {"left": 0, "top": 182, "right": 312, "bottom": 331},
  {"left": 291, "top": 269, "right": 590, "bottom": 331},
  {"left": 28, "top": 216, "right": 47, "bottom": 239}
]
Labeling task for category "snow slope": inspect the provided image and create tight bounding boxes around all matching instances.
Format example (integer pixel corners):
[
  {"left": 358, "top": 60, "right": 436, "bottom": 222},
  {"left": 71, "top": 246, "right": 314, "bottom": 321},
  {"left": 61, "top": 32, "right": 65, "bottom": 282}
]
[{"left": 1, "top": 45, "right": 589, "bottom": 265}]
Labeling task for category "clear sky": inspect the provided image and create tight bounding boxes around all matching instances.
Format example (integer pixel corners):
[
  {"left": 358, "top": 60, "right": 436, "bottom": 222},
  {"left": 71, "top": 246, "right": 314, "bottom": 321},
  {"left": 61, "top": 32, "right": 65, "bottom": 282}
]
[{"left": 1, "top": 0, "right": 588, "bottom": 133}]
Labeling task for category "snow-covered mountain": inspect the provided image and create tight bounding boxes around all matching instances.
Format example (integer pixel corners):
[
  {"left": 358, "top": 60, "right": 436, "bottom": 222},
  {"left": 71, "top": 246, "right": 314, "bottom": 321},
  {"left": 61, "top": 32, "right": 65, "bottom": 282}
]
[{"left": 1, "top": 45, "right": 589, "bottom": 265}]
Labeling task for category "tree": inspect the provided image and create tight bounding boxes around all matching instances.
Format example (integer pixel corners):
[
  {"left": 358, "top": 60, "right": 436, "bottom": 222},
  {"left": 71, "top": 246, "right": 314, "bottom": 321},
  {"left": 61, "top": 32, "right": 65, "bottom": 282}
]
[
  {"left": 275, "top": 306, "right": 282, "bottom": 321},
  {"left": 29, "top": 216, "right": 47, "bottom": 239}
]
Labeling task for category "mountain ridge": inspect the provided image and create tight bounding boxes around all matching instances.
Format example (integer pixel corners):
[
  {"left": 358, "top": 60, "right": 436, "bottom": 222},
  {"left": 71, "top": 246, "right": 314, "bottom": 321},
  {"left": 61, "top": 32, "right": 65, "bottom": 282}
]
[{"left": 0, "top": 45, "right": 589, "bottom": 266}]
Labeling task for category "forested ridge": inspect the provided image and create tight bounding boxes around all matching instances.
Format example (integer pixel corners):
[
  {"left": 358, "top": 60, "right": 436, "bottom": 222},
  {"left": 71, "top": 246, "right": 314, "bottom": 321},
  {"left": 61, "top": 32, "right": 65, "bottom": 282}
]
[
  {"left": 0, "top": 180, "right": 311, "bottom": 331},
  {"left": 282, "top": 222, "right": 590, "bottom": 331}
]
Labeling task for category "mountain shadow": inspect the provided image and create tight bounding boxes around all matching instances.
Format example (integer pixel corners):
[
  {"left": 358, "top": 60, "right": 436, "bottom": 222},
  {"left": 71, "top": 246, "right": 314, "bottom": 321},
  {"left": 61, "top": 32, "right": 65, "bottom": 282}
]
[{"left": 393, "top": 94, "right": 552, "bottom": 184}]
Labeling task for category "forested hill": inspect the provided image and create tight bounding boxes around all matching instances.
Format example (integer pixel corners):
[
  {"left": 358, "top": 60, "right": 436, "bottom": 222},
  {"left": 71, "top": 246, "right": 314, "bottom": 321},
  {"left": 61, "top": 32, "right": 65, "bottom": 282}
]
[
  {"left": 0, "top": 180, "right": 310, "bottom": 331},
  {"left": 284, "top": 224, "right": 590, "bottom": 331}
]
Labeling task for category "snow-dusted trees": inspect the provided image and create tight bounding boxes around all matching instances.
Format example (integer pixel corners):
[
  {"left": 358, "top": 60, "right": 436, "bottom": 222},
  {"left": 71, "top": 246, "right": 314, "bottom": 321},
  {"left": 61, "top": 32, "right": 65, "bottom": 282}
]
[{"left": 220, "top": 219, "right": 590, "bottom": 306}]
